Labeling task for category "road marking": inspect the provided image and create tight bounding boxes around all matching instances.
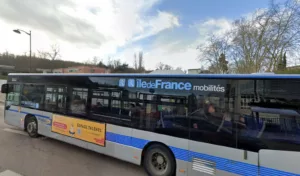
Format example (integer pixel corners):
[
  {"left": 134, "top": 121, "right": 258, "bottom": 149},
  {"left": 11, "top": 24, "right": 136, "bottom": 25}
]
[
  {"left": 2, "top": 128, "right": 27, "bottom": 136},
  {"left": 0, "top": 170, "right": 23, "bottom": 176}
]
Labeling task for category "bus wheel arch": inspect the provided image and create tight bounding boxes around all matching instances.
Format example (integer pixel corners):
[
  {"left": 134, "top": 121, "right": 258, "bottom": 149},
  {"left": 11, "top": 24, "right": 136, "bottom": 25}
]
[
  {"left": 141, "top": 142, "right": 176, "bottom": 176},
  {"left": 24, "top": 114, "right": 39, "bottom": 138}
]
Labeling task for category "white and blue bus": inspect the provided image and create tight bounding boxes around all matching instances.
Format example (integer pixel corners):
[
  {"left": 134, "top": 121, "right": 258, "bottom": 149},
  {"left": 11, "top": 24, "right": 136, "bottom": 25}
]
[{"left": 2, "top": 73, "right": 300, "bottom": 176}]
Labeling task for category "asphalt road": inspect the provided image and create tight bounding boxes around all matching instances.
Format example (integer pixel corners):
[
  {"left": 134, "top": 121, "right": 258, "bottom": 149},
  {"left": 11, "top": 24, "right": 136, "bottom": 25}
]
[{"left": 0, "top": 105, "right": 147, "bottom": 176}]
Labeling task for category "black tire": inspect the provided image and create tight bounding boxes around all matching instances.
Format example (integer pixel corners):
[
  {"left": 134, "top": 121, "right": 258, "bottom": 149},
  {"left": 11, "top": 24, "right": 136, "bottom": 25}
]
[
  {"left": 26, "top": 116, "right": 39, "bottom": 138},
  {"left": 144, "top": 144, "right": 176, "bottom": 176}
]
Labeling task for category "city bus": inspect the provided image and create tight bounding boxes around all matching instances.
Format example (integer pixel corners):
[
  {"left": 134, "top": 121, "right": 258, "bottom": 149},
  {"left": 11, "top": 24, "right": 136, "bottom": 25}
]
[{"left": 2, "top": 73, "right": 300, "bottom": 176}]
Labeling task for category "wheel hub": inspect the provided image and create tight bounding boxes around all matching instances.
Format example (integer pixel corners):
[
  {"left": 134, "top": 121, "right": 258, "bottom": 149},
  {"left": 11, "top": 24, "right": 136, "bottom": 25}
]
[
  {"left": 157, "top": 155, "right": 164, "bottom": 164},
  {"left": 151, "top": 153, "right": 167, "bottom": 172},
  {"left": 27, "top": 122, "right": 36, "bottom": 133}
]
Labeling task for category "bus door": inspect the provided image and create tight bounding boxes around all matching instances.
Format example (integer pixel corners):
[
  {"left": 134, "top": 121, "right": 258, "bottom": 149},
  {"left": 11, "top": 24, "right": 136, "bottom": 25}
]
[
  {"left": 187, "top": 83, "right": 261, "bottom": 176},
  {"left": 44, "top": 86, "right": 67, "bottom": 113},
  {"left": 3, "top": 84, "right": 22, "bottom": 128},
  {"left": 250, "top": 106, "right": 300, "bottom": 175},
  {"left": 135, "top": 93, "right": 189, "bottom": 175},
  {"left": 187, "top": 93, "right": 237, "bottom": 176}
]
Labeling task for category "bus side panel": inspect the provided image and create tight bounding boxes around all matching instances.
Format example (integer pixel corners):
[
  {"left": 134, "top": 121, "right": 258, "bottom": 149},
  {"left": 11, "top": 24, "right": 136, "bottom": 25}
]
[
  {"left": 132, "top": 128, "right": 189, "bottom": 176},
  {"left": 9, "top": 108, "right": 90, "bottom": 150},
  {"left": 259, "top": 150, "right": 300, "bottom": 175},
  {"left": 87, "top": 124, "right": 142, "bottom": 165},
  {"left": 37, "top": 114, "right": 142, "bottom": 166},
  {"left": 188, "top": 140, "right": 258, "bottom": 176},
  {"left": 36, "top": 111, "right": 88, "bottom": 148},
  {"left": 5, "top": 105, "right": 24, "bottom": 128}
]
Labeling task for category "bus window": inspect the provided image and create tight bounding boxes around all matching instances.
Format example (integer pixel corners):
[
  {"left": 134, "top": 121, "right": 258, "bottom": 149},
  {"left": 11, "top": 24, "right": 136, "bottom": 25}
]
[
  {"left": 111, "top": 100, "right": 121, "bottom": 114},
  {"left": 21, "top": 84, "right": 44, "bottom": 109},
  {"left": 129, "top": 92, "right": 137, "bottom": 99},
  {"left": 189, "top": 86, "right": 236, "bottom": 148},
  {"left": 45, "top": 86, "right": 67, "bottom": 112},
  {"left": 134, "top": 93, "right": 189, "bottom": 138},
  {"left": 45, "top": 87, "right": 57, "bottom": 111},
  {"left": 237, "top": 79, "right": 300, "bottom": 152},
  {"left": 6, "top": 84, "right": 21, "bottom": 106},
  {"left": 91, "top": 90, "right": 110, "bottom": 114},
  {"left": 90, "top": 89, "right": 131, "bottom": 124},
  {"left": 112, "top": 92, "right": 120, "bottom": 98},
  {"left": 70, "top": 88, "right": 88, "bottom": 115}
]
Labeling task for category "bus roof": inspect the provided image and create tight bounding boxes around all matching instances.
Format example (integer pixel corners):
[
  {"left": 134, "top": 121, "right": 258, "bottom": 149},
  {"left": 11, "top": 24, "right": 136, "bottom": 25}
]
[{"left": 8, "top": 73, "right": 300, "bottom": 79}]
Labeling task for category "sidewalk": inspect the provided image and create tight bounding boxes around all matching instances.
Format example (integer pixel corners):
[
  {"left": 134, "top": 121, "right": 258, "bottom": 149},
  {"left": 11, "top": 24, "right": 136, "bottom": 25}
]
[
  {"left": 0, "top": 170, "right": 23, "bottom": 176},
  {"left": 0, "top": 93, "right": 5, "bottom": 103},
  {"left": 0, "top": 93, "right": 4, "bottom": 104}
]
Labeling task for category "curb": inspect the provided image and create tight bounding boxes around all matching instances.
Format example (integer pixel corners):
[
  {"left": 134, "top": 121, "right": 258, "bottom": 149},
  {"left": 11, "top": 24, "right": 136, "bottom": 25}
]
[{"left": 0, "top": 170, "right": 23, "bottom": 176}]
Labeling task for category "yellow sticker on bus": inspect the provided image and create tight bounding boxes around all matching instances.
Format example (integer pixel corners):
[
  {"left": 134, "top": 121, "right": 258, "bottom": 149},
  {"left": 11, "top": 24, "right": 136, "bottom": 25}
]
[{"left": 51, "top": 114, "right": 106, "bottom": 146}]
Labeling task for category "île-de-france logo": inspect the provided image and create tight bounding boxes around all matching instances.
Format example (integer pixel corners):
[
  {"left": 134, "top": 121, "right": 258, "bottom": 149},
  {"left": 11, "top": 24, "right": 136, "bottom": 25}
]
[
  {"left": 128, "top": 79, "right": 135, "bottom": 88},
  {"left": 119, "top": 79, "right": 126, "bottom": 87}
]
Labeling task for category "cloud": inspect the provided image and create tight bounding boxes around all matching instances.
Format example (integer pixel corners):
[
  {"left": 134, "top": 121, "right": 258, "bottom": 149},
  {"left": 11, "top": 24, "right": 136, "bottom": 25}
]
[
  {"left": 0, "top": 0, "right": 233, "bottom": 70},
  {"left": 0, "top": 0, "right": 106, "bottom": 47},
  {"left": 192, "top": 18, "right": 232, "bottom": 45},
  {"left": 0, "top": 0, "right": 179, "bottom": 62},
  {"left": 132, "top": 11, "right": 180, "bottom": 42},
  {"left": 115, "top": 18, "right": 233, "bottom": 70}
]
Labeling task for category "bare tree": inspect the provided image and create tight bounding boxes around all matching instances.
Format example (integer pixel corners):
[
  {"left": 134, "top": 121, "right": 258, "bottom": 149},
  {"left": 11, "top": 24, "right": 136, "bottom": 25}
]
[
  {"left": 84, "top": 59, "right": 92, "bottom": 65},
  {"left": 197, "top": 35, "right": 231, "bottom": 73},
  {"left": 138, "top": 51, "right": 144, "bottom": 70},
  {"left": 37, "top": 50, "right": 48, "bottom": 59},
  {"left": 107, "top": 58, "right": 122, "bottom": 69},
  {"left": 46, "top": 44, "right": 61, "bottom": 61},
  {"left": 156, "top": 62, "right": 165, "bottom": 70},
  {"left": 231, "top": 0, "right": 300, "bottom": 73},
  {"left": 133, "top": 53, "right": 138, "bottom": 70},
  {"left": 164, "top": 64, "right": 173, "bottom": 70},
  {"left": 36, "top": 44, "right": 61, "bottom": 72},
  {"left": 197, "top": 0, "right": 300, "bottom": 73},
  {"left": 265, "top": 0, "right": 300, "bottom": 71},
  {"left": 91, "top": 56, "right": 99, "bottom": 66},
  {"left": 156, "top": 62, "right": 173, "bottom": 70}
]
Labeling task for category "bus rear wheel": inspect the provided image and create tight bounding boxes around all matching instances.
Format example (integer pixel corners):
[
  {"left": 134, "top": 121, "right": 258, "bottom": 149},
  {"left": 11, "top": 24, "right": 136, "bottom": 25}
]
[
  {"left": 26, "top": 116, "right": 39, "bottom": 138},
  {"left": 144, "top": 144, "right": 176, "bottom": 176}
]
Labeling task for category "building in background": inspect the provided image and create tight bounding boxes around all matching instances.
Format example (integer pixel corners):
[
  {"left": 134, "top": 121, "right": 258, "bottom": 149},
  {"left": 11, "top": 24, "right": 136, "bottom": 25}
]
[
  {"left": 53, "top": 66, "right": 110, "bottom": 74},
  {"left": 36, "top": 68, "right": 52, "bottom": 73},
  {"left": 149, "top": 69, "right": 186, "bottom": 74},
  {"left": 188, "top": 68, "right": 211, "bottom": 74}
]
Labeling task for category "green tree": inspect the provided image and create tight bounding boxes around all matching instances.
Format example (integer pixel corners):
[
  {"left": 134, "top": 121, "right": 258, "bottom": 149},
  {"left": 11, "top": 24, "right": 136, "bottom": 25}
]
[
  {"left": 219, "top": 53, "right": 228, "bottom": 73},
  {"left": 283, "top": 52, "right": 287, "bottom": 70},
  {"left": 277, "top": 52, "right": 287, "bottom": 71},
  {"left": 97, "top": 60, "right": 107, "bottom": 68}
]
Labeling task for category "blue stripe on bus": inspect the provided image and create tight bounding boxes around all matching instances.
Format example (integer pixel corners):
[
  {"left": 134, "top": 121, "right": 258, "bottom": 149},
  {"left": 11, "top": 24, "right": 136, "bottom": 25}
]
[
  {"left": 106, "top": 132, "right": 299, "bottom": 176},
  {"left": 7, "top": 109, "right": 299, "bottom": 175},
  {"left": 260, "top": 167, "right": 299, "bottom": 176},
  {"left": 8, "top": 109, "right": 18, "bottom": 113},
  {"left": 7, "top": 109, "right": 51, "bottom": 119}
]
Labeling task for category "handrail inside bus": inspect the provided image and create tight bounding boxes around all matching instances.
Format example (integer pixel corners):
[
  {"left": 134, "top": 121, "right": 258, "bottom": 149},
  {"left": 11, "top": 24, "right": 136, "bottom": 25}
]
[{"left": 250, "top": 106, "right": 300, "bottom": 116}]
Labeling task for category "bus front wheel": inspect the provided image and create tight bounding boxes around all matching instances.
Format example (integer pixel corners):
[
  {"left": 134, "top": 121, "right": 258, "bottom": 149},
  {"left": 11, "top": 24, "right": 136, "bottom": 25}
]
[
  {"left": 144, "top": 144, "right": 176, "bottom": 176},
  {"left": 26, "top": 116, "right": 39, "bottom": 138}
]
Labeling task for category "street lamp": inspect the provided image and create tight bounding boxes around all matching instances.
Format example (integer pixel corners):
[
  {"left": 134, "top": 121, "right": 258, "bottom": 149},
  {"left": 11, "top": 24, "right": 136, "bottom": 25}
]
[{"left": 13, "top": 29, "right": 32, "bottom": 72}]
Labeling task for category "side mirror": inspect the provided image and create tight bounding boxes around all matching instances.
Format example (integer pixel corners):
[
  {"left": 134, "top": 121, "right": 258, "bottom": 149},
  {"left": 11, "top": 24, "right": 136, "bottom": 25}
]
[{"left": 1, "top": 84, "right": 8, "bottom": 93}]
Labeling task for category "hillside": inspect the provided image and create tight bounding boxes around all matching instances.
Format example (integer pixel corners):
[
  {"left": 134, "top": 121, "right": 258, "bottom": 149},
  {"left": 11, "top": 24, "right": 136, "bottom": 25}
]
[{"left": 0, "top": 52, "right": 83, "bottom": 72}]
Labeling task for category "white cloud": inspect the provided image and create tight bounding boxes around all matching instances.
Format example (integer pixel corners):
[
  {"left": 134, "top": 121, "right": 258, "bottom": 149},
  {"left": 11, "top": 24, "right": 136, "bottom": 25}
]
[
  {"left": 132, "top": 11, "right": 180, "bottom": 42},
  {"left": 0, "top": 0, "right": 179, "bottom": 63},
  {"left": 0, "top": 0, "right": 233, "bottom": 70},
  {"left": 115, "top": 18, "right": 233, "bottom": 70},
  {"left": 192, "top": 18, "right": 232, "bottom": 45}
]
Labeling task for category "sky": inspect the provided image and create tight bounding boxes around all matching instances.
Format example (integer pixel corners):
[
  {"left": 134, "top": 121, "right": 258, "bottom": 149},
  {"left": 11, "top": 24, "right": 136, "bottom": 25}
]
[{"left": 0, "top": 0, "right": 271, "bottom": 70}]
